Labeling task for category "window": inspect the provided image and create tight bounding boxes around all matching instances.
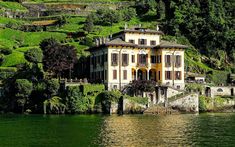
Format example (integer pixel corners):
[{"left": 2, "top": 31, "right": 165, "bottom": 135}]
[
  {"left": 129, "top": 39, "right": 135, "bottom": 44},
  {"left": 93, "top": 56, "right": 97, "bottom": 68},
  {"left": 122, "top": 54, "right": 129, "bottom": 66},
  {"left": 101, "top": 55, "right": 104, "bottom": 66},
  {"left": 138, "top": 54, "right": 147, "bottom": 64},
  {"left": 150, "top": 40, "right": 156, "bottom": 45},
  {"left": 132, "top": 55, "right": 135, "bottom": 63},
  {"left": 111, "top": 53, "right": 118, "bottom": 66},
  {"left": 97, "top": 71, "right": 100, "bottom": 79},
  {"left": 165, "top": 55, "right": 171, "bottom": 67},
  {"left": 165, "top": 71, "right": 171, "bottom": 80},
  {"left": 123, "top": 70, "right": 127, "bottom": 80},
  {"left": 104, "top": 70, "right": 107, "bottom": 80},
  {"left": 100, "top": 71, "right": 103, "bottom": 80},
  {"left": 113, "top": 70, "right": 117, "bottom": 80},
  {"left": 104, "top": 54, "right": 108, "bottom": 62},
  {"left": 157, "top": 55, "right": 161, "bottom": 63},
  {"left": 175, "top": 71, "right": 181, "bottom": 80},
  {"left": 138, "top": 39, "right": 147, "bottom": 45},
  {"left": 97, "top": 55, "right": 100, "bottom": 64},
  {"left": 151, "top": 55, "right": 156, "bottom": 63},
  {"left": 175, "top": 55, "right": 181, "bottom": 67},
  {"left": 158, "top": 71, "right": 161, "bottom": 80},
  {"left": 217, "top": 88, "right": 223, "bottom": 92}
]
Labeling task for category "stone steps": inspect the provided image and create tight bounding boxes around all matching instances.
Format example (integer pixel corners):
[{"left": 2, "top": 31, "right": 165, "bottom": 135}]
[{"left": 144, "top": 105, "right": 179, "bottom": 115}]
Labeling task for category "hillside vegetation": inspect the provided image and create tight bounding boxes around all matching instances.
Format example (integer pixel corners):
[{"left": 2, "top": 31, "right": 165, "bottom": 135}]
[{"left": 0, "top": 0, "right": 234, "bottom": 85}]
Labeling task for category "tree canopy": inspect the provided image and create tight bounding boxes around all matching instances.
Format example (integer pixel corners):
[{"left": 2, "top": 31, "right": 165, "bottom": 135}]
[{"left": 40, "top": 38, "right": 77, "bottom": 77}]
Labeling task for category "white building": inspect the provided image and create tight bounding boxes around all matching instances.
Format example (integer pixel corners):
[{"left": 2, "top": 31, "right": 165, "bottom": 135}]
[{"left": 88, "top": 27, "right": 187, "bottom": 90}]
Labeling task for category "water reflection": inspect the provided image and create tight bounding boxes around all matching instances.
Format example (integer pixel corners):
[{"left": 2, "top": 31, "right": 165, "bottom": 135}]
[
  {"left": 96, "top": 114, "right": 235, "bottom": 146},
  {"left": 97, "top": 115, "right": 194, "bottom": 146}
]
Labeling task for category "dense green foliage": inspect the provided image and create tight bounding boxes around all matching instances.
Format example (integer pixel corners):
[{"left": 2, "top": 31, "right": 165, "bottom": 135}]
[
  {"left": 65, "top": 84, "right": 105, "bottom": 113},
  {"left": 124, "top": 95, "right": 148, "bottom": 105},
  {"left": 128, "top": 80, "right": 156, "bottom": 96},
  {"left": 156, "top": 0, "right": 235, "bottom": 69},
  {"left": 24, "top": 48, "right": 43, "bottom": 63},
  {"left": 199, "top": 95, "right": 233, "bottom": 112},
  {"left": 14, "top": 79, "right": 33, "bottom": 113},
  {"left": 40, "top": 38, "right": 77, "bottom": 77}
]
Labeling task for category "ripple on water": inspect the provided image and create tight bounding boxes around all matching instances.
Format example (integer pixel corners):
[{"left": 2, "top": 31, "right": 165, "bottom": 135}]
[{"left": 95, "top": 114, "right": 235, "bottom": 147}]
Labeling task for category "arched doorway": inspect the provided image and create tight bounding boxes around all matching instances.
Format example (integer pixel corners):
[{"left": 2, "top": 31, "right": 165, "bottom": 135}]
[
  {"left": 205, "top": 87, "right": 211, "bottom": 97},
  {"left": 137, "top": 68, "right": 147, "bottom": 80},
  {"left": 149, "top": 69, "right": 156, "bottom": 81}
]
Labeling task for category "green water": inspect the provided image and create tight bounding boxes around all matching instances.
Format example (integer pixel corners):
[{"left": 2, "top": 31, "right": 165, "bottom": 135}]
[{"left": 0, "top": 113, "right": 235, "bottom": 147}]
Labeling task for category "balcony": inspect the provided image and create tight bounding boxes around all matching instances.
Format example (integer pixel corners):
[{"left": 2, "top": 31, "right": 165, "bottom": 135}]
[
  {"left": 165, "top": 63, "right": 171, "bottom": 67},
  {"left": 122, "top": 62, "right": 129, "bottom": 66},
  {"left": 111, "top": 61, "right": 118, "bottom": 66},
  {"left": 137, "top": 62, "right": 148, "bottom": 68}
]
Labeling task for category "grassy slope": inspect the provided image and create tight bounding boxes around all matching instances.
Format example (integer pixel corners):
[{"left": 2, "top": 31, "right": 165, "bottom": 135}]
[
  {"left": 24, "top": 0, "right": 126, "bottom": 3},
  {"left": 1, "top": 51, "right": 27, "bottom": 67},
  {"left": 0, "top": 1, "right": 27, "bottom": 12}
]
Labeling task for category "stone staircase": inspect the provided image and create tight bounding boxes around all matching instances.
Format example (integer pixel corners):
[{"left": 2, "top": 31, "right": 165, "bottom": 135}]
[{"left": 143, "top": 105, "right": 179, "bottom": 115}]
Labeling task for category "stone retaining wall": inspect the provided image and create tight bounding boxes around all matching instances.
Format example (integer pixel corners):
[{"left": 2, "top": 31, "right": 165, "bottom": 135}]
[{"left": 168, "top": 93, "right": 199, "bottom": 113}]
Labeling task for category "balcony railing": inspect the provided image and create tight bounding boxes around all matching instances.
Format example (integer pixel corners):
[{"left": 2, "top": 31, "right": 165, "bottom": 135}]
[
  {"left": 111, "top": 61, "right": 118, "bottom": 66},
  {"left": 137, "top": 62, "right": 148, "bottom": 67}
]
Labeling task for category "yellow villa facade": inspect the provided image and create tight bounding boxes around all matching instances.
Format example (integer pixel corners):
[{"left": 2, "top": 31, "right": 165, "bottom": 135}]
[{"left": 89, "top": 27, "right": 187, "bottom": 90}]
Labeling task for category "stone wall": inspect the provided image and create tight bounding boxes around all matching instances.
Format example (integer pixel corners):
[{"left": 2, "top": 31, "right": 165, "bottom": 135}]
[
  {"left": 122, "top": 99, "right": 147, "bottom": 114},
  {"left": 168, "top": 93, "right": 199, "bottom": 113},
  {"left": 206, "top": 86, "right": 235, "bottom": 98}
]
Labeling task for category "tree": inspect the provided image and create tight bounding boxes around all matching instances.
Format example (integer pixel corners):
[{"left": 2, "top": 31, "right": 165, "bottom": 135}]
[
  {"left": 46, "top": 79, "right": 60, "bottom": 97},
  {"left": 100, "top": 90, "right": 122, "bottom": 113},
  {"left": 40, "top": 38, "right": 77, "bottom": 78},
  {"left": 15, "top": 79, "right": 33, "bottom": 113},
  {"left": 43, "top": 96, "right": 66, "bottom": 114},
  {"left": 128, "top": 80, "right": 156, "bottom": 96},
  {"left": 121, "top": 8, "right": 137, "bottom": 21},
  {"left": 84, "top": 14, "right": 94, "bottom": 33},
  {"left": 135, "top": 0, "right": 152, "bottom": 16},
  {"left": 24, "top": 48, "right": 43, "bottom": 64}
]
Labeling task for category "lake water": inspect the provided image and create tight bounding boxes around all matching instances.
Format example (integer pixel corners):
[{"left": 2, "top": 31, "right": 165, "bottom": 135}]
[{"left": 0, "top": 113, "right": 235, "bottom": 147}]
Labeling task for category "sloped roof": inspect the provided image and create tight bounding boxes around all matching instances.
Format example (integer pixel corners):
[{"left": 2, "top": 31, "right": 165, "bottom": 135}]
[
  {"left": 88, "top": 38, "right": 188, "bottom": 51},
  {"left": 157, "top": 40, "right": 188, "bottom": 49},
  {"left": 105, "top": 38, "right": 136, "bottom": 47}
]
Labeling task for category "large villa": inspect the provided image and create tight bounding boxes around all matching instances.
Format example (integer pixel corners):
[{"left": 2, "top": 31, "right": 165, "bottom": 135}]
[{"left": 88, "top": 27, "right": 187, "bottom": 90}]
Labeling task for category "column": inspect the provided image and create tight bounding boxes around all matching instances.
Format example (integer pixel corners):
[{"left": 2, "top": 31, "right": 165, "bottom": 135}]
[
  {"left": 136, "top": 69, "right": 138, "bottom": 80},
  {"left": 147, "top": 69, "right": 149, "bottom": 80}
]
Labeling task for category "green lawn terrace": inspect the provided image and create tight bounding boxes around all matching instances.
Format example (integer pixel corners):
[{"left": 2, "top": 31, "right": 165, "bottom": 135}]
[
  {"left": 23, "top": 0, "right": 129, "bottom": 3},
  {"left": 0, "top": 1, "right": 27, "bottom": 12}
]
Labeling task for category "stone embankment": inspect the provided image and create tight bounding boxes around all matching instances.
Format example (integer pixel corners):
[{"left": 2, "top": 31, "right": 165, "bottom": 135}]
[{"left": 144, "top": 105, "right": 179, "bottom": 115}]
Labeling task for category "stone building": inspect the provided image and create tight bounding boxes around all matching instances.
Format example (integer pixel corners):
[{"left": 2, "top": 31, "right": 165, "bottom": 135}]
[{"left": 88, "top": 27, "right": 187, "bottom": 90}]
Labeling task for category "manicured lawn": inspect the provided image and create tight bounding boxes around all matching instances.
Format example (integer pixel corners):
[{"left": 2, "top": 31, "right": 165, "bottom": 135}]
[
  {"left": 0, "top": 1, "right": 27, "bottom": 11},
  {"left": 0, "top": 16, "right": 28, "bottom": 26},
  {"left": 0, "top": 28, "right": 67, "bottom": 48},
  {"left": 15, "top": 46, "right": 39, "bottom": 53},
  {"left": 1, "top": 51, "right": 27, "bottom": 67}
]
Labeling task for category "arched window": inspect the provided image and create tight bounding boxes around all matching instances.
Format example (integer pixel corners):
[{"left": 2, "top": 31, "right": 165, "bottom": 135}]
[{"left": 217, "top": 88, "right": 223, "bottom": 92}]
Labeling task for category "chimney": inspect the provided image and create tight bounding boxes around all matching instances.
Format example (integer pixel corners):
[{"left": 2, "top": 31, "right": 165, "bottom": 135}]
[
  {"left": 156, "top": 25, "right": 159, "bottom": 31},
  {"left": 124, "top": 23, "right": 128, "bottom": 30}
]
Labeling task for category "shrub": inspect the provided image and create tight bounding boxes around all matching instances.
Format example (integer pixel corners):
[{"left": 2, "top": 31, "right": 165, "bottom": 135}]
[
  {"left": 124, "top": 95, "right": 148, "bottom": 105},
  {"left": 24, "top": 48, "right": 43, "bottom": 63},
  {"left": 199, "top": 96, "right": 207, "bottom": 112},
  {"left": 0, "top": 47, "right": 12, "bottom": 55},
  {"left": 43, "top": 96, "right": 66, "bottom": 114}
]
